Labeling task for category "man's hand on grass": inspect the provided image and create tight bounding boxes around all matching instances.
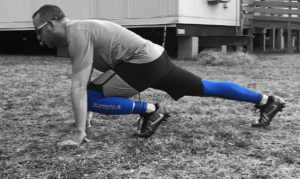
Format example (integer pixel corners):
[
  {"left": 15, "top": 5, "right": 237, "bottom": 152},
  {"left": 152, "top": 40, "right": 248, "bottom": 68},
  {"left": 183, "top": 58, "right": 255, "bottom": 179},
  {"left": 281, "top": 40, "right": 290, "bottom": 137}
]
[{"left": 57, "top": 129, "right": 88, "bottom": 147}]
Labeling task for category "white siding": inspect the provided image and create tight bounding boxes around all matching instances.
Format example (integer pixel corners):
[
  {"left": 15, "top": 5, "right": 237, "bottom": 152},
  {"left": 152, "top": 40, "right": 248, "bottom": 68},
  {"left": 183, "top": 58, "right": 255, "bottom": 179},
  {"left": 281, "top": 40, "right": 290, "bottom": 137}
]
[
  {"left": 178, "top": 0, "right": 240, "bottom": 26},
  {"left": 96, "top": 0, "right": 128, "bottom": 19},
  {"left": 58, "top": 0, "right": 97, "bottom": 19},
  {"left": 0, "top": 0, "right": 97, "bottom": 29},
  {"left": 126, "top": 0, "right": 177, "bottom": 18},
  {"left": 0, "top": 0, "right": 30, "bottom": 22},
  {"left": 0, "top": 0, "right": 240, "bottom": 29},
  {"left": 95, "top": 0, "right": 178, "bottom": 26}
]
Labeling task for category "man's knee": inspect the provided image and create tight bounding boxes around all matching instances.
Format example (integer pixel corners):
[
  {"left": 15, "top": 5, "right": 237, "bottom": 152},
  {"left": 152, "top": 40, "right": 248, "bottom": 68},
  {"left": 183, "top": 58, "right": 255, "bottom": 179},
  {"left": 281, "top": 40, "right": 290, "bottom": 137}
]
[{"left": 88, "top": 89, "right": 104, "bottom": 103}]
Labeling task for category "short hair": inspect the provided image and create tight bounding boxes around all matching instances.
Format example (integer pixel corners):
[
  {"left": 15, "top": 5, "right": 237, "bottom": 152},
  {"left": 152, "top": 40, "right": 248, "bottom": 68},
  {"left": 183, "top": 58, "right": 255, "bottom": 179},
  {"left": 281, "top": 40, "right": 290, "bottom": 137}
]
[{"left": 32, "top": 4, "right": 66, "bottom": 22}]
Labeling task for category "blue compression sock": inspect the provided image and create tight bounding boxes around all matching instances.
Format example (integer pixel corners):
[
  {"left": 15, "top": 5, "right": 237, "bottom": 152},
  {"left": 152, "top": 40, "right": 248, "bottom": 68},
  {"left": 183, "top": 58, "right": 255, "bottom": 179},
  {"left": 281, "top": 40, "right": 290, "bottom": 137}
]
[
  {"left": 201, "top": 79, "right": 262, "bottom": 104},
  {"left": 88, "top": 90, "right": 147, "bottom": 115}
]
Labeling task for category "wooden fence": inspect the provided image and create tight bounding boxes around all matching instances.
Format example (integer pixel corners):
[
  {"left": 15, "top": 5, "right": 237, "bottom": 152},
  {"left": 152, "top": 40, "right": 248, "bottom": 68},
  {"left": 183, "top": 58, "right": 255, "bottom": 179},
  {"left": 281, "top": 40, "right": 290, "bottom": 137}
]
[
  {"left": 241, "top": 0, "right": 300, "bottom": 52},
  {"left": 242, "top": 0, "right": 300, "bottom": 28}
]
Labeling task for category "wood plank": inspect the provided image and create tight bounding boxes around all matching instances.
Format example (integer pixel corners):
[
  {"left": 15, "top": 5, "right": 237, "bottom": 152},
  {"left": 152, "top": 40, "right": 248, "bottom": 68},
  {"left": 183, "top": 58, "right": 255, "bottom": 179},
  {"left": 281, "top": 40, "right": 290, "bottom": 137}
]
[
  {"left": 198, "top": 36, "right": 251, "bottom": 46},
  {"left": 242, "top": 6, "right": 254, "bottom": 13},
  {"left": 252, "top": 21, "right": 290, "bottom": 29},
  {"left": 253, "top": 15, "right": 300, "bottom": 22},
  {"left": 242, "top": 19, "right": 252, "bottom": 26},
  {"left": 176, "top": 24, "right": 236, "bottom": 36},
  {"left": 255, "top": 7, "right": 300, "bottom": 16},
  {"left": 252, "top": 21, "right": 300, "bottom": 29},
  {"left": 242, "top": 13, "right": 254, "bottom": 19},
  {"left": 254, "top": 1, "right": 300, "bottom": 9},
  {"left": 242, "top": 0, "right": 254, "bottom": 5}
]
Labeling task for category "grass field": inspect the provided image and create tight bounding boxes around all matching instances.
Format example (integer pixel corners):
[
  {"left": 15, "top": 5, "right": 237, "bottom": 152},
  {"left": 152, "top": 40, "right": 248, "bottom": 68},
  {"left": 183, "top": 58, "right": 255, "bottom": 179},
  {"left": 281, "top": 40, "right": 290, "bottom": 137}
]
[{"left": 0, "top": 53, "right": 299, "bottom": 178}]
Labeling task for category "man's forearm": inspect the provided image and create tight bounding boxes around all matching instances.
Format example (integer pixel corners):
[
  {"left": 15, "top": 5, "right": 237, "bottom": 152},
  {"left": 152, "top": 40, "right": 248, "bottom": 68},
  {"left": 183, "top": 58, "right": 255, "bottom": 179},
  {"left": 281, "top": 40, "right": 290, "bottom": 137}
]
[{"left": 71, "top": 86, "right": 88, "bottom": 134}]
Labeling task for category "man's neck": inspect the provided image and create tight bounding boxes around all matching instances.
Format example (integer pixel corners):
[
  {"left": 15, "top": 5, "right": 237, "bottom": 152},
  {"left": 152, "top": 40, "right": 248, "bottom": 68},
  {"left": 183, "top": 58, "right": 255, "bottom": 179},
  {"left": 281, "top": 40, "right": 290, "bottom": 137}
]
[{"left": 59, "top": 17, "right": 71, "bottom": 45}]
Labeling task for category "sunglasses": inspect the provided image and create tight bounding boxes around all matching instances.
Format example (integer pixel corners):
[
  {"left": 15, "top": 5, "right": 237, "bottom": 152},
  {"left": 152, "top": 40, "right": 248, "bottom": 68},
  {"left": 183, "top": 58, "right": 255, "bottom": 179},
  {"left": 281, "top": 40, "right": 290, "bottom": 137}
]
[{"left": 35, "top": 17, "right": 57, "bottom": 35}]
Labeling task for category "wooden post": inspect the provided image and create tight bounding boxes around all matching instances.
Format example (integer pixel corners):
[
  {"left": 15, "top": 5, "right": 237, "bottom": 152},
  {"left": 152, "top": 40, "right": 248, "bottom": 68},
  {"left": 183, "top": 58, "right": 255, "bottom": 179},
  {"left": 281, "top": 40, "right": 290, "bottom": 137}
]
[
  {"left": 221, "top": 45, "right": 227, "bottom": 54},
  {"left": 178, "top": 36, "right": 199, "bottom": 60},
  {"left": 269, "top": 28, "right": 276, "bottom": 51},
  {"left": 297, "top": 30, "right": 300, "bottom": 51},
  {"left": 262, "top": 29, "right": 266, "bottom": 52},
  {"left": 287, "top": 1, "right": 293, "bottom": 52},
  {"left": 287, "top": 23, "right": 292, "bottom": 53},
  {"left": 247, "top": 28, "right": 254, "bottom": 52},
  {"left": 275, "top": 29, "right": 283, "bottom": 50}
]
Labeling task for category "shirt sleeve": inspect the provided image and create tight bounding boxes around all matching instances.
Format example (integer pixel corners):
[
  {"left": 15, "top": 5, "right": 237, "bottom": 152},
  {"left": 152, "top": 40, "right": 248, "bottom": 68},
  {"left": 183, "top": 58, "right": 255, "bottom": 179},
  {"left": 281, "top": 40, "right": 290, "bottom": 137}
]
[{"left": 68, "top": 30, "right": 94, "bottom": 75}]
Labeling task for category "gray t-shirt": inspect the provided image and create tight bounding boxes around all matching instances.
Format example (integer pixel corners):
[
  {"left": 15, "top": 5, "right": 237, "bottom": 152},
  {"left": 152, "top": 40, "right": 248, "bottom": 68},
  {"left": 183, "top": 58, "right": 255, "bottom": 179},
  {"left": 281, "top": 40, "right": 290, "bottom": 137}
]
[{"left": 66, "top": 20, "right": 164, "bottom": 74}]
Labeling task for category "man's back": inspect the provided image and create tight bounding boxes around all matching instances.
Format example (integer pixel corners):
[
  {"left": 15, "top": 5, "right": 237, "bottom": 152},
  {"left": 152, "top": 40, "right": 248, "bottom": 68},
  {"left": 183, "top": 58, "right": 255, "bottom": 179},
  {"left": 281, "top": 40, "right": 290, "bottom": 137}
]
[{"left": 67, "top": 20, "right": 164, "bottom": 72}]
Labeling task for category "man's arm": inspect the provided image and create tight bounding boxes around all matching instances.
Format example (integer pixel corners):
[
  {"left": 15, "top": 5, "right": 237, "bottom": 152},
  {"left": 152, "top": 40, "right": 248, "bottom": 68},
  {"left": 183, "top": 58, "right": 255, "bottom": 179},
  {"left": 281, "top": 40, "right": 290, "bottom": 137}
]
[
  {"left": 58, "top": 30, "right": 94, "bottom": 146},
  {"left": 70, "top": 62, "right": 93, "bottom": 144}
]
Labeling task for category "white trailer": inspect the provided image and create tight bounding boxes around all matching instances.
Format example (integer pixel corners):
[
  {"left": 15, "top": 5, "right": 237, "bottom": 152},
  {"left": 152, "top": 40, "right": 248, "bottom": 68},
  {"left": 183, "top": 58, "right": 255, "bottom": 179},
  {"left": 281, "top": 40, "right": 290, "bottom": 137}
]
[{"left": 0, "top": 0, "right": 242, "bottom": 58}]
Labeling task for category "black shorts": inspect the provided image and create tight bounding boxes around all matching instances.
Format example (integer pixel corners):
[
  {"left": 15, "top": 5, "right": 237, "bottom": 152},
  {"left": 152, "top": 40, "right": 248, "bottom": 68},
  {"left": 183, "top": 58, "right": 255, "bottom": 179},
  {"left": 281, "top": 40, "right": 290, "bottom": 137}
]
[{"left": 89, "top": 51, "right": 204, "bottom": 100}]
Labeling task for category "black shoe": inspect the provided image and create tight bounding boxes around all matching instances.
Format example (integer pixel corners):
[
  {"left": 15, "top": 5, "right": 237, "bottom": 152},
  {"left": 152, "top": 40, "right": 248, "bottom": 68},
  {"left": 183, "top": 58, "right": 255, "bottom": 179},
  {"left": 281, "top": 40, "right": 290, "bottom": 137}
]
[
  {"left": 252, "top": 95, "right": 286, "bottom": 128},
  {"left": 137, "top": 103, "right": 170, "bottom": 138}
]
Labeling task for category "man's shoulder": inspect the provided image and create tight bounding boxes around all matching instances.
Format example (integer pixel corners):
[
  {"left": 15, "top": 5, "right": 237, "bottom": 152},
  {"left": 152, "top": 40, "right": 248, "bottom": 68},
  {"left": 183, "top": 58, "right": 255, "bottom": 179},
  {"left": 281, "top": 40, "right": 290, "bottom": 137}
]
[
  {"left": 67, "top": 20, "right": 97, "bottom": 39},
  {"left": 68, "top": 19, "right": 115, "bottom": 28},
  {"left": 68, "top": 20, "right": 94, "bottom": 29}
]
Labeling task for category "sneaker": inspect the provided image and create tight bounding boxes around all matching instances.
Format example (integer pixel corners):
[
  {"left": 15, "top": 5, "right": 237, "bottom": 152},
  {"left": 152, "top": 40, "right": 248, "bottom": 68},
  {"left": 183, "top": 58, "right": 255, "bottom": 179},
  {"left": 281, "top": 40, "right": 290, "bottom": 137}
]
[
  {"left": 252, "top": 95, "right": 286, "bottom": 128},
  {"left": 137, "top": 103, "right": 170, "bottom": 138}
]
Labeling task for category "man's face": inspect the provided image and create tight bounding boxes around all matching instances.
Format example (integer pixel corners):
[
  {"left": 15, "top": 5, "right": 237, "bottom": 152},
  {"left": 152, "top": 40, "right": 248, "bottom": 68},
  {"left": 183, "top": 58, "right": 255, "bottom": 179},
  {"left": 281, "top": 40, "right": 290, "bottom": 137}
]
[{"left": 33, "top": 14, "right": 57, "bottom": 48}]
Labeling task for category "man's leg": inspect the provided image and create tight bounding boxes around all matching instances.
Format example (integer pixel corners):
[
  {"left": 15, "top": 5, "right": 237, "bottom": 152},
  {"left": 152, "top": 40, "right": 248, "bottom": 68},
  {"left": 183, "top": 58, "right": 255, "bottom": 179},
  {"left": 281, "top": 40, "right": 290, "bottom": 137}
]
[
  {"left": 152, "top": 63, "right": 285, "bottom": 127},
  {"left": 88, "top": 89, "right": 151, "bottom": 115},
  {"left": 87, "top": 69, "right": 169, "bottom": 137},
  {"left": 88, "top": 69, "right": 157, "bottom": 115},
  {"left": 201, "top": 79, "right": 285, "bottom": 127},
  {"left": 201, "top": 79, "right": 266, "bottom": 104}
]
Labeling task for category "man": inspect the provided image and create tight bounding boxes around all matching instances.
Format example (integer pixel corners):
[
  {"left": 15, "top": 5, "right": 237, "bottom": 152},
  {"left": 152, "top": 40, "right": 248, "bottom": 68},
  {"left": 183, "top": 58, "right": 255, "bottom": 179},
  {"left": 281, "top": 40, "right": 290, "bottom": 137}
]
[{"left": 32, "top": 5, "right": 285, "bottom": 146}]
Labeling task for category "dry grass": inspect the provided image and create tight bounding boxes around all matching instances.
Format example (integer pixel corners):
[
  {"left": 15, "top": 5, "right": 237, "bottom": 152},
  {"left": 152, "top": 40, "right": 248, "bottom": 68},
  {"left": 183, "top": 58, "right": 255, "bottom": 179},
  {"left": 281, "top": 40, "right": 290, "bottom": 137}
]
[
  {"left": 197, "top": 49, "right": 257, "bottom": 66},
  {"left": 0, "top": 54, "right": 299, "bottom": 178}
]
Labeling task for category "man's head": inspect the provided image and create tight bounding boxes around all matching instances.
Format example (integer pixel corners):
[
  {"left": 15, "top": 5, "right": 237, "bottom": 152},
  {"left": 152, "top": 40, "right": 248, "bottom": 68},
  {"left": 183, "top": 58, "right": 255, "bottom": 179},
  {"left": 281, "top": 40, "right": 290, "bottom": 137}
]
[{"left": 32, "top": 5, "right": 67, "bottom": 48}]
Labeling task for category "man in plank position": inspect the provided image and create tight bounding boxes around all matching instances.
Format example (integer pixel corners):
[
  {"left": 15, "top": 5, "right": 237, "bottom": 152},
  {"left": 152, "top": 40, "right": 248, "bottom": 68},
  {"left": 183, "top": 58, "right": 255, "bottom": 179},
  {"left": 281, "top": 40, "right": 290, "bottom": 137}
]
[{"left": 32, "top": 5, "right": 286, "bottom": 146}]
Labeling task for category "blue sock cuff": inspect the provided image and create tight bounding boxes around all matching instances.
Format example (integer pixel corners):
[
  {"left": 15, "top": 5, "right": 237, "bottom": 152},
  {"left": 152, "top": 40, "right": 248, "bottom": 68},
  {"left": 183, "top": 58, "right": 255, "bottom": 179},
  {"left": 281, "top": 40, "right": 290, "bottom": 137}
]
[
  {"left": 132, "top": 101, "right": 148, "bottom": 114},
  {"left": 257, "top": 94, "right": 263, "bottom": 105}
]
